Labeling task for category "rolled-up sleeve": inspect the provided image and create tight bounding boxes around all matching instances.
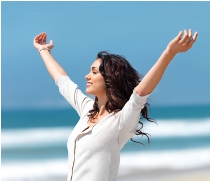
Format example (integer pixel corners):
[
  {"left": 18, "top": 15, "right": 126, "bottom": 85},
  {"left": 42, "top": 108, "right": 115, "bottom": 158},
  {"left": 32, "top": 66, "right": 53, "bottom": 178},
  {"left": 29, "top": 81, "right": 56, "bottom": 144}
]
[{"left": 55, "top": 75, "right": 93, "bottom": 116}]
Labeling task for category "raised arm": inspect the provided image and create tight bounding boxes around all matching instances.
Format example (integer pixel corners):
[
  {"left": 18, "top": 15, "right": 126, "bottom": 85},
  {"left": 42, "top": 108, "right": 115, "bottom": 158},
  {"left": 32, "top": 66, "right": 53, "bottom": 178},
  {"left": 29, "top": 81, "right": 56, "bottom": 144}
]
[
  {"left": 134, "top": 29, "right": 198, "bottom": 96},
  {"left": 33, "top": 32, "right": 67, "bottom": 80}
]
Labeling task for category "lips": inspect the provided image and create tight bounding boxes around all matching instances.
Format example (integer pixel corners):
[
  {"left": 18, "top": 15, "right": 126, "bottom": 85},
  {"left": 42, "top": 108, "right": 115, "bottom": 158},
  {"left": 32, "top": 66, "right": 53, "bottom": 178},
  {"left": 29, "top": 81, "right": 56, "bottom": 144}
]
[{"left": 86, "top": 82, "right": 92, "bottom": 86}]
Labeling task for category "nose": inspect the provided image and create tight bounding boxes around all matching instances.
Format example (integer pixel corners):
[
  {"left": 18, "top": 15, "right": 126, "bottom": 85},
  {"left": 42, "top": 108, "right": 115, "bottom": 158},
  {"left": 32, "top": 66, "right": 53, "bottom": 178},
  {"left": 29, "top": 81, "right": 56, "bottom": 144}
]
[{"left": 85, "top": 72, "right": 90, "bottom": 80}]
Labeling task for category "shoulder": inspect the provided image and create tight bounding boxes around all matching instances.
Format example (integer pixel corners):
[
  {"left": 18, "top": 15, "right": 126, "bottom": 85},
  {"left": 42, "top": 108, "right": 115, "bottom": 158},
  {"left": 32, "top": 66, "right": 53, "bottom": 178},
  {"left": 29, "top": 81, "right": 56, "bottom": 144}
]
[{"left": 125, "top": 90, "right": 150, "bottom": 110}]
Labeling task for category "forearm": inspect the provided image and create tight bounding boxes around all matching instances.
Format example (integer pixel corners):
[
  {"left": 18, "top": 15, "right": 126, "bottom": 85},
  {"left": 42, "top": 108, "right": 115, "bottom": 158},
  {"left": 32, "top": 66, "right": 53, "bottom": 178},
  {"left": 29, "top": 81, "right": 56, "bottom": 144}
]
[
  {"left": 135, "top": 49, "right": 176, "bottom": 96},
  {"left": 40, "top": 50, "right": 67, "bottom": 80}
]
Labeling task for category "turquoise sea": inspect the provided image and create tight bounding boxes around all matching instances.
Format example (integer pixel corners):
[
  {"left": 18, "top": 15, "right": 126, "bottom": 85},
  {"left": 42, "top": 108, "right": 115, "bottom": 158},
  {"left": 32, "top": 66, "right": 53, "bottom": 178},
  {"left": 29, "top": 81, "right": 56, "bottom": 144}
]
[{"left": 1, "top": 105, "right": 210, "bottom": 181}]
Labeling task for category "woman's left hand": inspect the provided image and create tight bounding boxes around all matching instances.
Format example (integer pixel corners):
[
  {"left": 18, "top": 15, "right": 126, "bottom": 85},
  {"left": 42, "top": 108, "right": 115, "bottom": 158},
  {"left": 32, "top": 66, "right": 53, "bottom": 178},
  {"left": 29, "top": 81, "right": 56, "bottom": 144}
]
[{"left": 166, "top": 29, "right": 198, "bottom": 55}]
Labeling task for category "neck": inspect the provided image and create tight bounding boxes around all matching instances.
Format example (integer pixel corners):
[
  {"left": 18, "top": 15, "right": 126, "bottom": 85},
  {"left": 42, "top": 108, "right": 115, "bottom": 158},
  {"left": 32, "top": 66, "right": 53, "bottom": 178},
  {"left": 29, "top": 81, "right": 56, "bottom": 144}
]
[{"left": 96, "top": 94, "right": 109, "bottom": 116}]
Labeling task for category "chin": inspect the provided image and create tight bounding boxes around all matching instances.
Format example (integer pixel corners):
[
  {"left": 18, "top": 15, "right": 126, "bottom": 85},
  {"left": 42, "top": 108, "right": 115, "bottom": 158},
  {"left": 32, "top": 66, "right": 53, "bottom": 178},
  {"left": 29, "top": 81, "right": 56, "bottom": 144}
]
[{"left": 86, "top": 89, "right": 94, "bottom": 95}]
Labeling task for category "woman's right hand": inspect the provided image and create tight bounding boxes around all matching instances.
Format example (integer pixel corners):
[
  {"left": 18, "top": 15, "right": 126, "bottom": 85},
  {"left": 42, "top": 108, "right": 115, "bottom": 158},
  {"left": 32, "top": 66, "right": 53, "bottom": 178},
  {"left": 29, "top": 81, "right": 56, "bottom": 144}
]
[
  {"left": 33, "top": 32, "right": 67, "bottom": 80},
  {"left": 33, "top": 32, "right": 54, "bottom": 52}
]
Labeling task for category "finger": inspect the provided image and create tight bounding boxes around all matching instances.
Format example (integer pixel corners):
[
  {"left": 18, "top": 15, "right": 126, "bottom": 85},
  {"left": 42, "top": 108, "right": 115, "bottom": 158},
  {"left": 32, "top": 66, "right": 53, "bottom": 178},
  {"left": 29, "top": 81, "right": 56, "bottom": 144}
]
[
  {"left": 40, "top": 32, "right": 45, "bottom": 44},
  {"left": 192, "top": 32, "right": 198, "bottom": 43},
  {"left": 188, "top": 29, "right": 192, "bottom": 39},
  {"left": 36, "top": 32, "right": 43, "bottom": 39},
  {"left": 176, "top": 31, "right": 182, "bottom": 41},
  {"left": 184, "top": 29, "right": 193, "bottom": 44},
  {"left": 34, "top": 32, "right": 45, "bottom": 45},
  {"left": 188, "top": 32, "right": 198, "bottom": 47},
  {"left": 34, "top": 35, "right": 41, "bottom": 43},
  {"left": 37, "top": 32, "right": 44, "bottom": 39},
  {"left": 179, "top": 29, "right": 189, "bottom": 44},
  {"left": 34, "top": 36, "right": 40, "bottom": 41},
  {"left": 35, "top": 33, "right": 42, "bottom": 38},
  {"left": 34, "top": 33, "right": 42, "bottom": 42},
  {"left": 43, "top": 32, "right": 47, "bottom": 44}
]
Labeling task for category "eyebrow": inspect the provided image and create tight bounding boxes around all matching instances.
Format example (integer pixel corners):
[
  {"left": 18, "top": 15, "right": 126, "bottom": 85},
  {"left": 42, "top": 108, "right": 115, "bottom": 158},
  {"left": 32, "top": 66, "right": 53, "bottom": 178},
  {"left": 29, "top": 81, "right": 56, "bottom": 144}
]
[{"left": 90, "top": 67, "right": 99, "bottom": 70}]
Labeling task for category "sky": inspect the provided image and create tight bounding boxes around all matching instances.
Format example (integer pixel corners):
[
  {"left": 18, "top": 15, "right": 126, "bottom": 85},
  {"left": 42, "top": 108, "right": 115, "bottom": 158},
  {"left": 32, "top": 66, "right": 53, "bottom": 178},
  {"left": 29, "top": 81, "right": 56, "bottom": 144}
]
[{"left": 1, "top": 1, "right": 210, "bottom": 110}]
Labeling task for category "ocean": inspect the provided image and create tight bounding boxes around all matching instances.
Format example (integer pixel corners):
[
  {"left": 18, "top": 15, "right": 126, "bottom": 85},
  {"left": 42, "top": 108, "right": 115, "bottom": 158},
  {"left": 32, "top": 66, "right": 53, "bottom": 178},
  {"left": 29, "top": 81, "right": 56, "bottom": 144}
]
[{"left": 1, "top": 105, "right": 210, "bottom": 181}]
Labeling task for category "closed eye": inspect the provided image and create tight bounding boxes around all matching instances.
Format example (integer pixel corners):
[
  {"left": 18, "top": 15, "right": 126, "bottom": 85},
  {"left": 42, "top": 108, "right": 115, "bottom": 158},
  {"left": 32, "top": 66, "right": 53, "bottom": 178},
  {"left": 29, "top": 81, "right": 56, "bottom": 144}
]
[{"left": 89, "top": 67, "right": 99, "bottom": 75}]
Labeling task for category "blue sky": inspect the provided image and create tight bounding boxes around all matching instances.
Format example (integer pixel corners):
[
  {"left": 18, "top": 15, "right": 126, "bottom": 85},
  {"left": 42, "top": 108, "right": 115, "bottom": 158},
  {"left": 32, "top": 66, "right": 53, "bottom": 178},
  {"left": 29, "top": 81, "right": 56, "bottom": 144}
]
[{"left": 1, "top": 1, "right": 210, "bottom": 110}]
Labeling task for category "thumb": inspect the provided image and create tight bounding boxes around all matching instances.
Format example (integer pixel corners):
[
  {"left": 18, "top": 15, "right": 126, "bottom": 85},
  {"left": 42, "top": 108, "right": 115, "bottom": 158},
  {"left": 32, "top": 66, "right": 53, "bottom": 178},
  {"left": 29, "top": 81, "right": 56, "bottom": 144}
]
[
  {"left": 49, "top": 40, "right": 54, "bottom": 49},
  {"left": 49, "top": 40, "right": 53, "bottom": 45}
]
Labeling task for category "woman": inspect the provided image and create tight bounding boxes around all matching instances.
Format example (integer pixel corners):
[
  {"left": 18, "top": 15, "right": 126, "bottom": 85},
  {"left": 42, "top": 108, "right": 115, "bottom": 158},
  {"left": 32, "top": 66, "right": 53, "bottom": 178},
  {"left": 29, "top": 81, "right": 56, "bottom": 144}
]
[{"left": 33, "top": 30, "right": 198, "bottom": 181}]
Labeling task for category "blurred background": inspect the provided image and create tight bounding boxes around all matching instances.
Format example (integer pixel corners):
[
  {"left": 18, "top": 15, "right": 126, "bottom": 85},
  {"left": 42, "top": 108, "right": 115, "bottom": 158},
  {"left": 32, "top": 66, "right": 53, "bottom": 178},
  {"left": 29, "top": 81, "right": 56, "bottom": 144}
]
[{"left": 1, "top": 1, "right": 210, "bottom": 181}]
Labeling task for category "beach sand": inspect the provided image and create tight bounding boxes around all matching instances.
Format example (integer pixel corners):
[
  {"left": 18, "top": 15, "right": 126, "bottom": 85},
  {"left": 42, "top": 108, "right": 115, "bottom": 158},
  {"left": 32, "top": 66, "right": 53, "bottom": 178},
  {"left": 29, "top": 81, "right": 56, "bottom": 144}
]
[
  {"left": 117, "top": 165, "right": 210, "bottom": 181},
  {"left": 40, "top": 165, "right": 210, "bottom": 181}
]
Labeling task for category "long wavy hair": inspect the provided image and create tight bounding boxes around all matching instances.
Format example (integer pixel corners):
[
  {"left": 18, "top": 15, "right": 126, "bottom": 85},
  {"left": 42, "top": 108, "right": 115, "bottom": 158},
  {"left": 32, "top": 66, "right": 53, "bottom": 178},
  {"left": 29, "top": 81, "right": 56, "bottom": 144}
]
[{"left": 88, "top": 51, "right": 155, "bottom": 144}]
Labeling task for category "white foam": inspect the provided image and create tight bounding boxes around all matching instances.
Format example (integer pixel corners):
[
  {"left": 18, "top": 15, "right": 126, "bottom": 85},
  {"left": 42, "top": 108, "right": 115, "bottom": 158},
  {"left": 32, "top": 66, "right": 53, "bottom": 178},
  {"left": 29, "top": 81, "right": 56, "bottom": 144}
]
[
  {"left": 119, "top": 147, "right": 210, "bottom": 175},
  {"left": 143, "top": 117, "right": 210, "bottom": 137},
  {"left": 2, "top": 118, "right": 210, "bottom": 149},
  {"left": 2, "top": 148, "right": 210, "bottom": 181},
  {"left": 1, "top": 159, "right": 68, "bottom": 181},
  {"left": 1, "top": 127, "right": 72, "bottom": 148}
]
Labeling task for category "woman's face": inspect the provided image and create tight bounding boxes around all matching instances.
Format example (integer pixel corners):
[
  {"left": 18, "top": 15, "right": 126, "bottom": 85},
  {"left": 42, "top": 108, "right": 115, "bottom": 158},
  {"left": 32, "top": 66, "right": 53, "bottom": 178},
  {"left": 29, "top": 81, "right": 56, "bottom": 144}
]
[{"left": 85, "top": 59, "right": 106, "bottom": 97}]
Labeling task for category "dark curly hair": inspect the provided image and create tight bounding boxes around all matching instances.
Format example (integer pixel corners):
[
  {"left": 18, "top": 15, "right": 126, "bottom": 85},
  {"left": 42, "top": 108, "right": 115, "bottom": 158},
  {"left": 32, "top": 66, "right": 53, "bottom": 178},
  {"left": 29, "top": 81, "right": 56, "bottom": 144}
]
[{"left": 88, "top": 51, "right": 155, "bottom": 144}]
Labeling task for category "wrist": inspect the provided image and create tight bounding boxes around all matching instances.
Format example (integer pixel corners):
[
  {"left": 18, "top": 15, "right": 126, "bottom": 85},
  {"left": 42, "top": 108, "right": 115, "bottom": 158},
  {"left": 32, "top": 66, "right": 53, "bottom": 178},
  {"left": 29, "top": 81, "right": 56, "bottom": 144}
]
[
  {"left": 38, "top": 48, "right": 51, "bottom": 54},
  {"left": 165, "top": 47, "right": 177, "bottom": 57}
]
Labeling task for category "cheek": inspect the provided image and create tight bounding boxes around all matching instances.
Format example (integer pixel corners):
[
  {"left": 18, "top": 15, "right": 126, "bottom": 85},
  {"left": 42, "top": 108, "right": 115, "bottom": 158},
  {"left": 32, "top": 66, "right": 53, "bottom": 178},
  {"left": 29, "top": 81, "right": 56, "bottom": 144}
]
[
  {"left": 100, "top": 78, "right": 106, "bottom": 89},
  {"left": 96, "top": 77, "right": 106, "bottom": 90},
  {"left": 101, "top": 82, "right": 106, "bottom": 91}
]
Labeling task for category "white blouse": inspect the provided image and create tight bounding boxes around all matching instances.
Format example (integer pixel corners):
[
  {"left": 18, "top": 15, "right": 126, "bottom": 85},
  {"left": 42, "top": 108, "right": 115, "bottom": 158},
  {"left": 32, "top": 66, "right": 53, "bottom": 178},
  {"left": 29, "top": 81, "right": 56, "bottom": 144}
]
[{"left": 55, "top": 75, "right": 149, "bottom": 181}]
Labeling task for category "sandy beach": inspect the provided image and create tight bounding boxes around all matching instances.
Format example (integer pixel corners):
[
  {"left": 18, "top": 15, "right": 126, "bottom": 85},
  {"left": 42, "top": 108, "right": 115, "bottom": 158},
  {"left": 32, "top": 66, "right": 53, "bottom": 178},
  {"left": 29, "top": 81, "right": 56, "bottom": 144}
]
[
  {"left": 117, "top": 165, "right": 210, "bottom": 181},
  {"left": 33, "top": 165, "right": 210, "bottom": 181}
]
